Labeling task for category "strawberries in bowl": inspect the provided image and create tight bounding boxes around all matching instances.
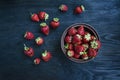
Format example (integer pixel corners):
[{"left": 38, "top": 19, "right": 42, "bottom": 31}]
[{"left": 61, "top": 23, "right": 101, "bottom": 63}]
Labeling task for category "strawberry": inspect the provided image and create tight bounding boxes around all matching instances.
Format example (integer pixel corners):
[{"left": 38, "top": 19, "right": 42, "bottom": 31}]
[
  {"left": 67, "top": 50, "right": 74, "bottom": 57},
  {"left": 24, "top": 44, "right": 34, "bottom": 57},
  {"left": 74, "top": 45, "right": 85, "bottom": 54},
  {"left": 81, "top": 52, "right": 88, "bottom": 60},
  {"left": 91, "top": 35, "right": 96, "bottom": 41},
  {"left": 59, "top": 4, "right": 68, "bottom": 12},
  {"left": 72, "top": 34, "right": 82, "bottom": 44},
  {"left": 34, "top": 58, "right": 41, "bottom": 65},
  {"left": 77, "top": 25, "right": 85, "bottom": 35},
  {"left": 40, "top": 22, "right": 49, "bottom": 35},
  {"left": 82, "top": 43, "right": 89, "bottom": 51},
  {"left": 24, "top": 31, "right": 34, "bottom": 40},
  {"left": 73, "top": 53, "right": 80, "bottom": 59},
  {"left": 64, "top": 43, "right": 73, "bottom": 50},
  {"left": 90, "top": 40, "right": 101, "bottom": 49},
  {"left": 88, "top": 48, "right": 97, "bottom": 57},
  {"left": 31, "top": 13, "right": 39, "bottom": 22},
  {"left": 42, "top": 50, "right": 52, "bottom": 62},
  {"left": 74, "top": 5, "right": 85, "bottom": 14},
  {"left": 35, "top": 37, "right": 44, "bottom": 46},
  {"left": 50, "top": 18, "right": 60, "bottom": 29},
  {"left": 64, "top": 35, "right": 72, "bottom": 43},
  {"left": 83, "top": 32, "right": 91, "bottom": 43},
  {"left": 38, "top": 11, "right": 49, "bottom": 21},
  {"left": 68, "top": 27, "right": 77, "bottom": 36}
]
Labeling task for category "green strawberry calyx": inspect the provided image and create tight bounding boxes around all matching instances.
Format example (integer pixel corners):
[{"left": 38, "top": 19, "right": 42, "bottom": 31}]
[
  {"left": 90, "top": 40, "right": 98, "bottom": 49},
  {"left": 40, "top": 22, "right": 47, "bottom": 27},
  {"left": 59, "top": 4, "right": 64, "bottom": 10},
  {"left": 35, "top": 37, "right": 41, "bottom": 43},
  {"left": 67, "top": 51, "right": 73, "bottom": 57},
  {"left": 53, "top": 18, "right": 59, "bottom": 22},
  {"left": 64, "top": 43, "right": 68, "bottom": 49},
  {"left": 24, "top": 44, "right": 29, "bottom": 51},
  {"left": 45, "top": 13, "right": 49, "bottom": 21},
  {"left": 24, "top": 32, "right": 27, "bottom": 38},
  {"left": 84, "top": 33, "right": 91, "bottom": 40},
  {"left": 81, "top": 5, "right": 85, "bottom": 11},
  {"left": 42, "top": 50, "right": 48, "bottom": 57}
]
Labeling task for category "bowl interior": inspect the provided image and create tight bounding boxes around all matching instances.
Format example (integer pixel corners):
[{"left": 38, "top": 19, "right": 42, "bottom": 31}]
[{"left": 61, "top": 23, "right": 100, "bottom": 63}]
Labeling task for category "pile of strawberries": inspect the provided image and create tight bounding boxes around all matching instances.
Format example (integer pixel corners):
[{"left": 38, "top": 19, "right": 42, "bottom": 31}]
[
  {"left": 64, "top": 25, "right": 101, "bottom": 60},
  {"left": 23, "top": 4, "right": 96, "bottom": 64}
]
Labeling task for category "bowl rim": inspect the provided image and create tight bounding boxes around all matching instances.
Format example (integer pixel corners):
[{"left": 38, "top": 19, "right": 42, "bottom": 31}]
[{"left": 61, "top": 23, "right": 100, "bottom": 63}]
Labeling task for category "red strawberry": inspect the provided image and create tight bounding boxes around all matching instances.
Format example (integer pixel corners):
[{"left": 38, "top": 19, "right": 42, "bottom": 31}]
[
  {"left": 64, "top": 43, "right": 73, "bottom": 50},
  {"left": 72, "top": 34, "right": 82, "bottom": 44},
  {"left": 40, "top": 22, "right": 49, "bottom": 35},
  {"left": 68, "top": 27, "right": 77, "bottom": 36},
  {"left": 64, "top": 35, "right": 72, "bottom": 43},
  {"left": 67, "top": 50, "right": 74, "bottom": 57},
  {"left": 35, "top": 37, "right": 44, "bottom": 46},
  {"left": 88, "top": 48, "right": 97, "bottom": 57},
  {"left": 59, "top": 4, "right": 68, "bottom": 12},
  {"left": 74, "top": 45, "right": 85, "bottom": 54},
  {"left": 38, "top": 11, "right": 49, "bottom": 21},
  {"left": 24, "top": 44, "right": 34, "bottom": 57},
  {"left": 42, "top": 50, "right": 52, "bottom": 62},
  {"left": 91, "top": 35, "right": 96, "bottom": 41},
  {"left": 83, "top": 32, "right": 91, "bottom": 43},
  {"left": 73, "top": 53, "right": 80, "bottom": 59},
  {"left": 31, "top": 13, "right": 39, "bottom": 22},
  {"left": 90, "top": 40, "right": 101, "bottom": 49},
  {"left": 24, "top": 31, "right": 34, "bottom": 40},
  {"left": 74, "top": 5, "right": 85, "bottom": 14},
  {"left": 81, "top": 52, "right": 88, "bottom": 60},
  {"left": 34, "top": 58, "right": 41, "bottom": 65},
  {"left": 82, "top": 43, "right": 89, "bottom": 51},
  {"left": 77, "top": 25, "right": 85, "bottom": 35},
  {"left": 50, "top": 18, "right": 60, "bottom": 29}
]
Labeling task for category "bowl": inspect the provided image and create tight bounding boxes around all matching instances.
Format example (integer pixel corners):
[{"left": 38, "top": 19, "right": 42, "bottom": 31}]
[{"left": 61, "top": 23, "right": 100, "bottom": 63}]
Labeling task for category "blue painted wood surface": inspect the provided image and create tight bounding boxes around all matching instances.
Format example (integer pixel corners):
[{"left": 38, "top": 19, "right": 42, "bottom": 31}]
[{"left": 0, "top": 0, "right": 120, "bottom": 80}]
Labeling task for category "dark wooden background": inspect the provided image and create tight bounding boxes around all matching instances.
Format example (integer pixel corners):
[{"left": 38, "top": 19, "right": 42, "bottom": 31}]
[{"left": 0, "top": 0, "right": 120, "bottom": 80}]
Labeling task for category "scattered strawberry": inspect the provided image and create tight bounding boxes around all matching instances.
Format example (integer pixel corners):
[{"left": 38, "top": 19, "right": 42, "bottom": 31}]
[
  {"left": 50, "top": 18, "right": 60, "bottom": 29},
  {"left": 74, "top": 45, "right": 85, "bottom": 54},
  {"left": 77, "top": 25, "right": 85, "bottom": 35},
  {"left": 83, "top": 32, "right": 91, "bottom": 43},
  {"left": 64, "top": 43, "right": 73, "bottom": 50},
  {"left": 68, "top": 27, "right": 77, "bottom": 36},
  {"left": 42, "top": 50, "right": 52, "bottom": 62},
  {"left": 74, "top": 5, "right": 85, "bottom": 14},
  {"left": 72, "top": 34, "right": 82, "bottom": 44},
  {"left": 59, "top": 4, "right": 68, "bottom": 12},
  {"left": 35, "top": 37, "right": 44, "bottom": 46},
  {"left": 24, "top": 44, "right": 34, "bottom": 57},
  {"left": 31, "top": 13, "right": 39, "bottom": 22},
  {"left": 38, "top": 11, "right": 49, "bottom": 21},
  {"left": 67, "top": 50, "right": 74, "bottom": 57},
  {"left": 40, "top": 22, "right": 49, "bottom": 35},
  {"left": 34, "top": 58, "right": 41, "bottom": 65},
  {"left": 88, "top": 48, "right": 97, "bottom": 57},
  {"left": 24, "top": 31, "right": 34, "bottom": 40},
  {"left": 90, "top": 40, "right": 101, "bottom": 49},
  {"left": 73, "top": 53, "right": 80, "bottom": 59},
  {"left": 64, "top": 35, "right": 72, "bottom": 43},
  {"left": 81, "top": 52, "right": 88, "bottom": 60}
]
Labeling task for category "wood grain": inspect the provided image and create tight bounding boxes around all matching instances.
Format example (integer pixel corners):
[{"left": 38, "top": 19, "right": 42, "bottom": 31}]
[{"left": 0, "top": 0, "right": 120, "bottom": 80}]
